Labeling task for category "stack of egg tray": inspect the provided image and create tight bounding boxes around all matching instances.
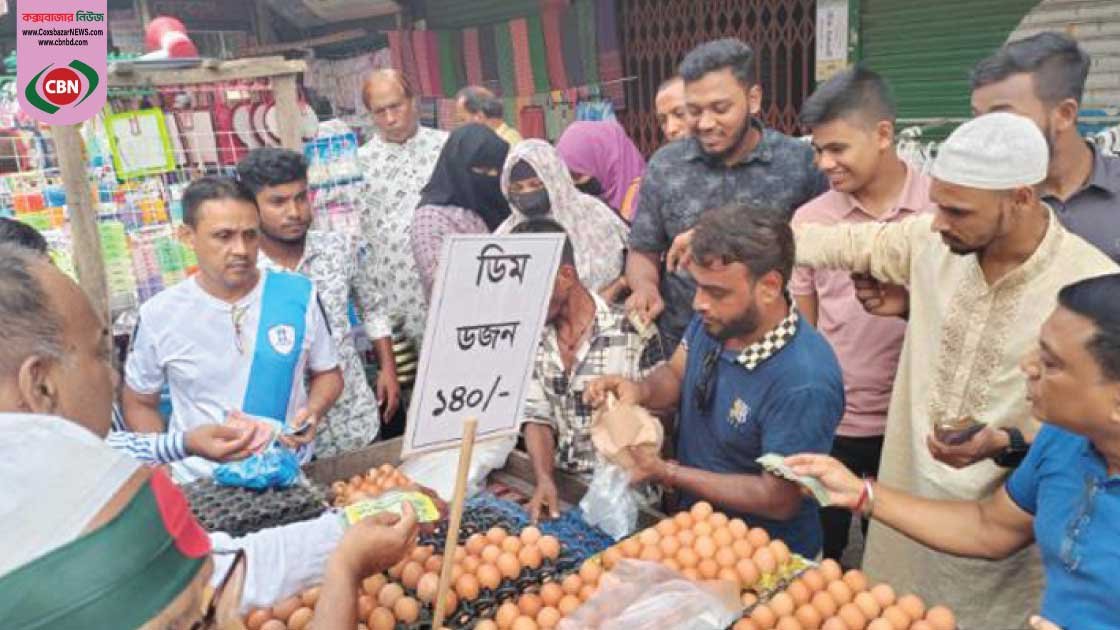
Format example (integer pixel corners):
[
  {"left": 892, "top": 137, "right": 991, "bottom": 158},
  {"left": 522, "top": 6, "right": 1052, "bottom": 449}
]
[{"left": 182, "top": 478, "right": 329, "bottom": 537}]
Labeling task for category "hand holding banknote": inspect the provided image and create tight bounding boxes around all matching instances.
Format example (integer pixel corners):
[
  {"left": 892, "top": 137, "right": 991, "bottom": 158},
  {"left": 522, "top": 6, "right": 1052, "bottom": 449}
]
[{"left": 777, "top": 453, "right": 869, "bottom": 511}]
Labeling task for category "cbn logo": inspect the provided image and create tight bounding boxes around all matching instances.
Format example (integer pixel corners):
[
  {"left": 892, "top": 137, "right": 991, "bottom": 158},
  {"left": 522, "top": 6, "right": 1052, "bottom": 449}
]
[{"left": 24, "top": 60, "right": 99, "bottom": 114}]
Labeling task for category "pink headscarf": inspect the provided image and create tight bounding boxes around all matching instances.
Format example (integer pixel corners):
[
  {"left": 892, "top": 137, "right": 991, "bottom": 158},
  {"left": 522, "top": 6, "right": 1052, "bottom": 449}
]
[{"left": 555, "top": 120, "right": 646, "bottom": 213}]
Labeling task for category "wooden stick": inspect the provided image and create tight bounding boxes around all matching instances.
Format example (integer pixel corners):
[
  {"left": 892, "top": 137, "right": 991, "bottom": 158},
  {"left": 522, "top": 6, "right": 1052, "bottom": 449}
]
[{"left": 432, "top": 418, "right": 478, "bottom": 629}]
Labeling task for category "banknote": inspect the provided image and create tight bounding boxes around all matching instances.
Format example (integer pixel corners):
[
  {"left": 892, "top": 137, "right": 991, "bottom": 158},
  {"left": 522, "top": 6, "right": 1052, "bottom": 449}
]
[{"left": 756, "top": 453, "right": 833, "bottom": 506}]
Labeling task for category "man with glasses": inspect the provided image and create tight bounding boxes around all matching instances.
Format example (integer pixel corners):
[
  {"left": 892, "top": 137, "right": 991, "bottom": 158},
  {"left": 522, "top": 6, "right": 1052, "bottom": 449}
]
[
  {"left": 121, "top": 176, "right": 343, "bottom": 482},
  {"left": 588, "top": 206, "right": 844, "bottom": 558}
]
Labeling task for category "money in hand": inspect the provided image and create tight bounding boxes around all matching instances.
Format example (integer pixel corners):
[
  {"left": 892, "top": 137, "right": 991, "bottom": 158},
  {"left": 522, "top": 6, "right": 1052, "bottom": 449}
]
[{"left": 756, "top": 453, "right": 833, "bottom": 506}]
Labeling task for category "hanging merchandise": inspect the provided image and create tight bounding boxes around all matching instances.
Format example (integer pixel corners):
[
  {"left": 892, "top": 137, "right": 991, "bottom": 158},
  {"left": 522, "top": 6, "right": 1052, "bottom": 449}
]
[
  {"left": 105, "top": 108, "right": 177, "bottom": 180},
  {"left": 176, "top": 108, "right": 220, "bottom": 166}
]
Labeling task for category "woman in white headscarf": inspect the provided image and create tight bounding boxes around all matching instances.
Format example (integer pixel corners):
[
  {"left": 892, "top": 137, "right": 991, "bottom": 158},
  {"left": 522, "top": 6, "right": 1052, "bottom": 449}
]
[{"left": 496, "top": 139, "right": 629, "bottom": 299}]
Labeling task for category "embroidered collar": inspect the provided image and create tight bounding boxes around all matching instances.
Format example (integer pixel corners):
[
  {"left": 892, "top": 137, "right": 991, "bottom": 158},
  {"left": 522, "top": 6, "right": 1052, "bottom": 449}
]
[{"left": 735, "top": 300, "right": 799, "bottom": 371}]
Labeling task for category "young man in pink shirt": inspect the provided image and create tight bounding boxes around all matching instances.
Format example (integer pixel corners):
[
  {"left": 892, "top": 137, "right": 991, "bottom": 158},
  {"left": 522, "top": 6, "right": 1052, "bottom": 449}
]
[{"left": 790, "top": 67, "right": 933, "bottom": 563}]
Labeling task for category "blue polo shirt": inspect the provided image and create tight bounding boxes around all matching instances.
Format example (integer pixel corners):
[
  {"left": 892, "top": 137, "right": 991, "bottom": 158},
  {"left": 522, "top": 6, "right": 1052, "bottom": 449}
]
[
  {"left": 1005, "top": 424, "right": 1120, "bottom": 629},
  {"left": 675, "top": 315, "right": 844, "bottom": 557}
]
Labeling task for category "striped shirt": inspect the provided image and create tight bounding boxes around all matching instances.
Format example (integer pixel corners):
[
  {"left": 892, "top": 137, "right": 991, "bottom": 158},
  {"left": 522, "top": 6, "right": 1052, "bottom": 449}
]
[{"left": 105, "top": 403, "right": 188, "bottom": 465}]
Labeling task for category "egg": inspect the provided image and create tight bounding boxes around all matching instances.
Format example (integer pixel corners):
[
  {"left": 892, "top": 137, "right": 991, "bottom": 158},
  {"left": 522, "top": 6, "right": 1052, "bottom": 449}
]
[
  {"left": 300, "top": 587, "right": 320, "bottom": 608},
  {"left": 713, "top": 527, "right": 735, "bottom": 548},
  {"left": 476, "top": 622, "right": 500, "bottom": 630},
  {"left": 518, "top": 593, "right": 544, "bottom": 618},
  {"left": 811, "top": 591, "right": 839, "bottom": 619},
  {"left": 561, "top": 573, "right": 583, "bottom": 595},
  {"left": 673, "top": 511, "right": 694, "bottom": 529},
  {"left": 495, "top": 602, "right": 521, "bottom": 629},
  {"left": 578, "top": 583, "right": 598, "bottom": 602},
  {"left": 363, "top": 573, "right": 388, "bottom": 596},
  {"left": 358, "top": 594, "right": 375, "bottom": 619},
  {"left": 681, "top": 567, "right": 701, "bottom": 581},
  {"left": 411, "top": 544, "right": 435, "bottom": 564},
  {"left": 677, "top": 528, "right": 697, "bottom": 548},
  {"left": 482, "top": 544, "right": 503, "bottom": 564},
  {"left": 695, "top": 535, "right": 717, "bottom": 559},
  {"left": 840, "top": 603, "right": 868, "bottom": 630},
  {"left": 537, "top": 606, "right": 562, "bottom": 629},
  {"left": 828, "top": 581, "right": 854, "bottom": 606},
  {"left": 881, "top": 605, "right": 911, "bottom": 630},
  {"left": 663, "top": 557, "right": 682, "bottom": 572},
  {"left": 455, "top": 572, "right": 481, "bottom": 600},
  {"left": 367, "top": 607, "right": 396, "bottom": 630},
  {"left": 736, "top": 558, "right": 760, "bottom": 588},
  {"left": 579, "top": 560, "right": 602, "bottom": 584},
  {"left": 776, "top": 618, "right": 805, "bottom": 630},
  {"left": 601, "top": 546, "right": 623, "bottom": 569},
  {"left": 620, "top": 537, "right": 642, "bottom": 558},
  {"left": 819, "top": 559, "right": 843, "bottom": 583},
  {"left": 503, "top": 536, "right": 524, "bottom": 554},
  {"left": 690, "top": 500, "right": 715, "bottom": 520},
  {"left": 795, "top": 604, "right": 823, "bottom": 630},
  {"left": 393, "top": 596, "right": 420, "bottom": 623},
  {"left": 787, "top": 580, "right": 812, "bottom": 606},
  {"left": 801, "top": 569, "right": 826, "bottom": 593},
  {"left": 639, "top": 545, "right": 663, "bottom": 562},
  {"left": 909, "top": 622, "right": 934, "bottom": 630},
  {"left": 867, "top": 620, "right": 895, "bottom": 630},
  {"left": 539, "top": 582, "right": 564, "bottom": 607},
  {"left": 742, "top": 592, "right": 760, "bottom": 608},
  {"left": 425, "top": 554, "right": 444, "bottom": 573},
  {"left": 487, "top": 526, "right": 509, "bottom": 545},
  {"left": 497, "top": 552, "right": 522, "bottom": 579},
  {"left": 441, "top": 589, "right": 459, "bottom": 615},
  {"left": 376, "top": 582, "right": 403, "bottom": 609},
  {"left": 842, "top": 570, "right": 868, "bottom": 594},
  {"left": 735, "top": 619, "right": 761, "bottom": 630},
  {"left": 416, "top": 572, "right": 440, "bottom": 603},
  {"left": 520, "top": 526, "right": 543, "bottom": 545},
  {"left": 752, "top": 547, "right": 778, "bottom": 574},
  {"left": 897, "top": 595, "right": 925, "bottom": 621},
  {"left": 400, "top": 561, "right": 424, "bottom": 590},
  {"left": 854, "top": 592, "right": 882, "bottom": 620},
  {"left": 512, "top": 616, "right": 539, "bottom": 630},
  {"left": 519, "top": 545, "right": 543, "bottom": 575},
  {"left": 638, "top": 527, "right": 661, "bottom": 546},
  {"left": 750, "top": 604, "right": 778, "bottom": 629},
  {"left": 288, "top": 607, "right": 314, "bottom": 630},
  {"left": 924, "top": 606, "right": 956, "bottom": 630},
  {"left": 462, "top": 555, "right": 482, "bottom": 575},
  {"left": 659, "top": 535, "right": 682, "bottom": 557},
  {"left": 388, "top": 559, "right": 406, "bottom": 579},
  {"left": 272, "top": 596, "right": 302, "bottom": 621},
  {"left": 677, "top": 546, "right": 700, "bottom": 568},
  {"left": 718, "top": 567, "right": 741, "bottom": 587},
  {"left": 557, "top": 594, "right": 582, "bottom": 615},
  {"left": 870, "top": 584, "right": 896, "bottom": 608},
  {"left": 769, "top": 540, "right": 792, "bottom": 566},
  {"left": 539, "top": 535, "right": 561, "bottom": 560},
  {"left": 728, "top": 518, "right": 749, "bottom": 539},
  {"left": 770, "top": 592, "right": 796, "bottom": 617},
  {"left": 477, "top": 564, "right": 502, "bottom": 590},
  {"left": 245, "top": 609, "right": 271, "bottom": 630},
  {"left": 820, "top": 618, "right": 848, "bottom": 630},
  {"left": 746, "top": 527, "right": 771, "bottom": 548},
  {"left": 454, "top": 547, "right": 468, "bottom": 563},
  {"left": 692, "top": 521, "right": 714, "bottom": 537},
  {"left": 715, "top": 546, "right": 738, "bottom": 568},
  {"left": 655, "top": 518, "right": 679, "bottom": 537},
  {"left": 698, "top": 558, "right": 720, "bottom": 579},
  {"left": 732, "top": 539, "right": 755, "bottom": 559},
  {"left": 466, "top": 533, "right": 488, "bottom": 556}
]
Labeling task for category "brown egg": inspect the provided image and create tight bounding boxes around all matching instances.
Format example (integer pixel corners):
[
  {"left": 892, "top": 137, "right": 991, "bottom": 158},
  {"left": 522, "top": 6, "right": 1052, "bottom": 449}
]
[
  {"left": 735, "top": 619, "right": 762, "bottom": 630},
  {"left": 695, "top": 535, "right": 718, "bottom": 559},
  {"left": 801, "top": 569, "right": 826, "bottom": 593},
  {"left": 518, "top": 544, "right": 544, "bottom": 570},
  {"left": 288, "top": 607, "right": 314, "bottom": 630},
  {"left": 416, "top": 572, "right": 440, "bottom": 603},
  {"left": 578, "top": 583, "right": 598, "bottom": 602},
  {"left": 561, "top": 573, "right": 583, "bottom": 595},
  {"left": 462, "top": 554, "right": 482, "bottom": 575},
  {"left": 787, "top": 580, "right": 812, "bottom": 606},
  {"left": 677, "top": 546, "right": 700, "bottom": 569},
  {"left": 769, "top": 540, "right": 792, "bottom": 566},
  {"left": 497, "top": 552, "right": 522, "bottom": 580},
  {"left": 870, "top": 584, "right": 896, "bottom": 608},
  {"left": 750, "top": 604, "right": 778, "bottom": 629},
  {"left": 638, "top": 527, "right": 661, "bottom": 546},
  {"left": 752, "top": 547, "right": 778, "bottom": 574},
  {"left": 466, "top": 533, "right": 488, "bottom": 556},
  {"left": 715, "top": 546, "right": 738, "bottom": 568},
  {"left": 717, "top": 566, "right": 741, "bottom": 587},
  {"left": 503, "top": 536, "right": 524, "bottom": 554},
  {"left": 358, "top": 594, "right": 375, "bottom": 620},
  {"left": 441, "top": 590, "right": 460, "bottom": 615},
  {"left": 820, "top": 618, "right": 848, "bottom": 630},
  {"left": 819, "top": 559, "right": 843, "bottom": 583},
  {"left": 425, "top": 554, "right": 445, "bottom": 573},
  {"left": 557, "top": 594, "right": 581, "bottom": 615},
  {"left": 579, "top": 560, "right": 602, "bottom": 584},
  {"left": 477, "top": 564, "right": 502, "bottom": 590},
  {"left": 455, "top": 572, "right": 481, "bottom": 600},
  {"left": 537, "top": 606, "right": 562, "bottom": 629},
  {"left": 245, "top": 609, "right": 271, "bottom": 630},
  {"left": 692, "top": 521, "right": 714, "bottom": 537},
  {"left": 897, "top": 595, "right": 926, "bottom": 621},
  {"left": 539, "top": 535, "right": 561, "bottom": 560},
  {"left": 690, "top": 500, "right": 715, "bottom": 520},
  {"left": 619, "top": 537, "right": 642, "bottom": 558},
  {"left": 476, "top": 622, "right": 500, "bottom": 630},
  {"left": 698, "top": 558, "right": 720, "bottom": 579},
  {"left": 747, "top": 528, "right": 771, "bottom": 548},
  {"left": 377, "top": 583, "right": 404, "bottom": 609},
  {"left": 453, "top": 547, "right": 468, "bottom": 563},
  {"left": 681, "top": 567, "right": 701, "bottom": 581},
  {"left": 776, "top": 618, "right": 804, "bottom": 630},
  {"left": 300, "top": 587, "right": 321, "bottom": 608},
  {"left": 924, "top": 606, "right": 956, "bottom": 630},
  {"left": 713, "top": 527, "right": 735, "bottom": 548},
  {"left": 663, "top": 557, "right": 682, "bottom": 572},
  {"left": 842, "top": 570, "right": 868, "bottom": 594},
  {"left": 400, "top": 561, "right": 424, "bottom": 590},
  {"left": 495, "top": 602, "right": 521, "bottom": 629},
  {"left": 655, "top": 518, "right": 679, "bottom": 537},
  {"left": 838, "top": 603, "right": 867, "bottom": 630},
  {"left": 811, "top": 591, "right": 838, "bottom": 619},
  {"left": 853, "top": 592, "right": 882, "bottom": 620},
  {"left": 909, "top": 622, "right": 933, "bottom": 630},
  {"left": 728, "top": 518, "right": 749, "bottom": 539},
  {"left": 362, "top": 573, "right": 387, "bottom": 596},
  {"left": 518, "top": 593, "right": 544, "bottom": 618},
  {"left": 639, "top": 545, "right": 663, "bottom": 562},
  {"left": 512, "top": 616, "right": 539, "bottom": 630},
  {"left": 742, "top": 592, "right": 760, "bottom": 608},
  {"left": 673, "top": 511, "right": 694, "bottom": 529},
  {"left": 677, "top": 528, "right": 697, "bottom": 548},
  {"left": 272, "top": 596, "right": 302, "bottom": 621},
  {"left": 482, "top": 544, "right": 503, "bottom": 564},
  {"left": 393, "top": 596, "right": 420, "bottom": 623},
  {"left": 387, "top": 559, "right": 406, "bottom": 579},
  {"left": 659, "top": 535, "right": 682, "bottom": 557},
  {"left": 411, "top": 544, "right": 435, "bottom": 564},
  {"left": 602, "top": 546, "right": 623, "bottom": 569},
  {"left": 736, "top": 558, "right": 761, "bottom": 588},
  {"left": 367, "top": 607, "right": 396, "bottom": 630},
  {"left": 770, "top": 592, "right": 796, "bottom": 617},
  {"left": 881, "top": 605, "right": 911, "bottom": 630},
  {"left": 867, "top": 620, "right": 895, "bottom": 630},
  {"left": 732, "top": 539, "right": 755, "bottom": 559},
  {"left": 539, "top": 581, "right": 564, "bottom": 607},
  {"left": 827, "top": 581, "right": 854, "bottom": 606},
  {"left": 795, "top": 603, "right": 823, "bottom": 630},
  {"left": 487, "top": 526, "right": 509, "bottom": 545},
  {"left": 520, "top": 526, "right": 543, "bottom": 545}
]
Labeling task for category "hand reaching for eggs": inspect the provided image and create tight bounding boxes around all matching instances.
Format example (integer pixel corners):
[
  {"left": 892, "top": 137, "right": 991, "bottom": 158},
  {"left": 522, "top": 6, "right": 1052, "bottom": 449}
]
[
  {"left": 784, "top": 454, "right": 864, "bottom": 511},
  {"left": 528, "top": 477, "right": 561, "bottom": 521},
  {"left": 334, "top": 502, "right": 420, "bottom": 580}
]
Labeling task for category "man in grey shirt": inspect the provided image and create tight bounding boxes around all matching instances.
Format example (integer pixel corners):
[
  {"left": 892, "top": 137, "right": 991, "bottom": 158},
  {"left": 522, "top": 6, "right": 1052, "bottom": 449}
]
[{"left": 627, "top": 38, "right": 827, "bottom": 350}]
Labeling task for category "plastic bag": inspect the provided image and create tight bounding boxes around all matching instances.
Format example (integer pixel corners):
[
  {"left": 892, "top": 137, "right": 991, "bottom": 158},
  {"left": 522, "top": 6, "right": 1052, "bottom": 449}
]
[
  {"left": 579, "top": 462, "right": 640, "bottom": 540},
  {"left": 398, "top": 436, "right": 516, "bottom": 500},
  {"left": 557, "top": 559, "right": 741, "bottom": 630},
  {"left": 213, "top": 443, "right": 302, "bottom": 490}
]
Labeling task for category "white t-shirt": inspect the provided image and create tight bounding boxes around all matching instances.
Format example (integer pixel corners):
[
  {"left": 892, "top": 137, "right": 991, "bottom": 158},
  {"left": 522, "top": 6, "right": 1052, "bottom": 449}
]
[{"left": 125, "top": 271, "right": 338, "bottom": 482}]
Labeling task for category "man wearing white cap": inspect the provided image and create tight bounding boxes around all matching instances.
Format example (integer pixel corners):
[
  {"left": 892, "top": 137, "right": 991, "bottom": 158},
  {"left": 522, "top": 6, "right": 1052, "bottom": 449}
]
[{"left": 789, "top": 112, "right": 1117, "bottom": 627}]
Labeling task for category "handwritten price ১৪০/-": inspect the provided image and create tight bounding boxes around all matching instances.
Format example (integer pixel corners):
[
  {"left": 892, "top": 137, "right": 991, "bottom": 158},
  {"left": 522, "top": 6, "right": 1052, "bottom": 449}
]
[{"left": 432, "top": 375, "right": 510, "bottom": 417}]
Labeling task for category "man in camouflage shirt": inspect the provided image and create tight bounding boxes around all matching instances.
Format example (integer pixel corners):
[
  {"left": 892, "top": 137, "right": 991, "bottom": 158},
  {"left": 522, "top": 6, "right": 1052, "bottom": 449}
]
[{"left": 626, "top": 39, "right": 827, "bottom": 350}]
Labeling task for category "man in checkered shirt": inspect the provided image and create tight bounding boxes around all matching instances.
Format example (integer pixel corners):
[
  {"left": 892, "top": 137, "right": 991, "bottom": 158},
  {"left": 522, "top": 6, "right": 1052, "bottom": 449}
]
[
  {"left": 588, "top": 206, "right": 844, "bottom": 558},
  {"left": 513, "top": 220, "right": 665, "bottom": 522}
]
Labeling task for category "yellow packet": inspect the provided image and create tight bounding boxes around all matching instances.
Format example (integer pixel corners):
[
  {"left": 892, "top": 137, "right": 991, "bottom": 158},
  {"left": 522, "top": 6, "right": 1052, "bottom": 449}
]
[{"left": 341, "top": 490, "right": 441, "bottom": 525}]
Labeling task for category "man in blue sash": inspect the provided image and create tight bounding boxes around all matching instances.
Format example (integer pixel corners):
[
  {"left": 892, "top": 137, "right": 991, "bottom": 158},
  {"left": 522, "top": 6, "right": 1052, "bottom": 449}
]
[{"left": 121, "top": 177, "right": 343, "bottom": 482}]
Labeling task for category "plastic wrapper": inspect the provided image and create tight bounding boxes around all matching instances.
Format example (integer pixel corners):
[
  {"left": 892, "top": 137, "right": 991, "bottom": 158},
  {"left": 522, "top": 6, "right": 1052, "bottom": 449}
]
[
  {"left": 557, "top": 560, "right": 741, "bottom": 630},
  {"left": 214, "top": 443, "right": 302, "bottom": 490},
  {"left": 398, "top": 436, "right": 516, "bottom": 500},
  {"left": 578, "top": 462, "right": 640, "bottom": 540}
]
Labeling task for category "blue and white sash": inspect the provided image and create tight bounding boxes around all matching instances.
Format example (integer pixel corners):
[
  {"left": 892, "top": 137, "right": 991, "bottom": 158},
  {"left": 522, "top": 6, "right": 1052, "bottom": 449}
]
[{"left": 241, "top": 270, "right": 312, "bottom": 423}]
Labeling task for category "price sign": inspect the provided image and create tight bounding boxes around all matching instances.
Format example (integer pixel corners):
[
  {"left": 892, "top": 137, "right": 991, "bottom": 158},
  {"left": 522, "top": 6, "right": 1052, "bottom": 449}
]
[{"left": 402, "top": 234, "right": 564, "bottom": 456}]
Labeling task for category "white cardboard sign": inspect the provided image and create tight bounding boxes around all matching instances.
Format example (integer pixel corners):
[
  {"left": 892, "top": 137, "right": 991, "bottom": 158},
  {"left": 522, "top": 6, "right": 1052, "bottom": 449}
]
[{"left": 401, "top": 234, "right": 564, "bottom": 457}]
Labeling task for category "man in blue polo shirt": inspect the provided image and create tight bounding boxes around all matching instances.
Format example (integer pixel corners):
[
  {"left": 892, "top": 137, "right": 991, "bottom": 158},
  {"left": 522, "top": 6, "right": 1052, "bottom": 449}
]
[
  {"left": 789, "top": 273, "right": 1120, "bottom": 629},
  {"left": 588, "top": 205, "right": 844, "bottom": 557}
]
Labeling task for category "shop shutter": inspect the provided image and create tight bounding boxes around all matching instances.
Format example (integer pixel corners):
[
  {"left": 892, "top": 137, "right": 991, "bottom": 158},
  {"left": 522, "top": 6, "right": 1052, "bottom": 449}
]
[{"left": 421, "top": 0, "right": 540, "bottom": 29}]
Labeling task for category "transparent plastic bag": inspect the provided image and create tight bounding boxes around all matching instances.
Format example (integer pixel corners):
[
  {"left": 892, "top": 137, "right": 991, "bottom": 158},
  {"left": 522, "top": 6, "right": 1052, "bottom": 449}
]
[
  {"left": 398, "top": 436, "right": 516, "bottom": 500},
  {"left": 557, "top": 559, "right": 741, "bottom": 630},
  {"left": 579, "top": 462, "right": 639, "bottom": 540},
  {"left": 213, "top": 443, "right": 302, "bottom": 490}
]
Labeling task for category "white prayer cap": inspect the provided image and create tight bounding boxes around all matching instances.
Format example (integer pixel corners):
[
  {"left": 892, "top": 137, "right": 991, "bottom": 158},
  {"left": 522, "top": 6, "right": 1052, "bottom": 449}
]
[{"left": 931, "top": 112, "right": 1048, "bottom": 190}]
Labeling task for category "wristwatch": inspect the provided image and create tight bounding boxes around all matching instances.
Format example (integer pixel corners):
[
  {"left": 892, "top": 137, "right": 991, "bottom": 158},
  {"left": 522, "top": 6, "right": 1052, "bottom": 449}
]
[{"left": 992, "top": 427, "right": 1029, "bottom": 468}]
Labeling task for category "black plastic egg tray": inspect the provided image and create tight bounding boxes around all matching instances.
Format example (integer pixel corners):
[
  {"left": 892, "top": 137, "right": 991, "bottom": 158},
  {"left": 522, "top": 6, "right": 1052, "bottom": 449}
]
[{"left": 181, "top": 478, "right": 329, "bottom": 537}]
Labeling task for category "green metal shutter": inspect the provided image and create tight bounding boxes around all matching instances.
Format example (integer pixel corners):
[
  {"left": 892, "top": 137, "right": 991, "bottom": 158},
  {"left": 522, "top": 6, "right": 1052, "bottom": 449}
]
[
  {"left": 860, "top": 0, "right": 1040, "bottom": 124},
  {"left": 420, "top": 0, "right": 540, "bottom": 29}
]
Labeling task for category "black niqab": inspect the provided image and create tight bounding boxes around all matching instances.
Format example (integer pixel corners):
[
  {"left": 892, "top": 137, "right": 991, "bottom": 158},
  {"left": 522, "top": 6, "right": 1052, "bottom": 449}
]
[{"left": 417, "top": 123, "right": 511, "bottom": 230}]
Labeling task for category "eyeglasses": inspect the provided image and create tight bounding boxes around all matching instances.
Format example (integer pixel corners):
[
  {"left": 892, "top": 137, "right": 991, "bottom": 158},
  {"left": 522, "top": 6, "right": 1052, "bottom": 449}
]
[
  {"left": 231, "top": 305, "right": 248, "bottom": 355},
  {"left": 190, "top": 548, "right": 246, "bottom": 630},
  {"left": 694, "top": 347, "right": 720, "bottom": 413}
]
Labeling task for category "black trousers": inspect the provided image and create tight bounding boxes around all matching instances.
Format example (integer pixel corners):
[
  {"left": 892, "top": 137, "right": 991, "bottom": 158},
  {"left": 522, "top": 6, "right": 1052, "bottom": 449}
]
[{"left": 820, "top": 434, "right": 885, "bottom": 564}]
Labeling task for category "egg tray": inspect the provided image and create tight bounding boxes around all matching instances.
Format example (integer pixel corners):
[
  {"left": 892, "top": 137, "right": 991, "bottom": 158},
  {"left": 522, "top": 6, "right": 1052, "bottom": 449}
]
[
  {"left": 181, "top": 478, "right": 329, "bottom": 537},
  {"left": 730, "top": 556, "right": 816, "bottom": 627}
]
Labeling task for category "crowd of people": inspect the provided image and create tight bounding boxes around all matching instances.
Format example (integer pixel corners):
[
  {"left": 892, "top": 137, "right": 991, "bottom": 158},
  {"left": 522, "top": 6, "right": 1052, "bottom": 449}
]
[{"left": 0, "top": 28, "right": 1117, "bottom": 630}]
